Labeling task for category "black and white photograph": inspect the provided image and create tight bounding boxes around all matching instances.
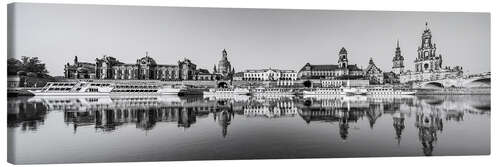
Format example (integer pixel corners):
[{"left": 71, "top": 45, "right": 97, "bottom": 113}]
[{"left": 6, "top": 2, "right": 490, "bottom": 165}]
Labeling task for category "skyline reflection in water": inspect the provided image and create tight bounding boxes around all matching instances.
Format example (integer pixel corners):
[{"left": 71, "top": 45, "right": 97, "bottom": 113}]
[{"left": 7, "top": 95, "right": 490, "bottom": 164}]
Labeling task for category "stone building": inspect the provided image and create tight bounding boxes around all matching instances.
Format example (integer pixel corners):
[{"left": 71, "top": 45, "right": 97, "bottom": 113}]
[
  {"left": 400, "top": 22, "right": 463, "bottom": 83},
  {"left": 213, "top": 49, "right": 235, "bottom": 80},
  {"left": 66, "top": 52, "right": 199, "bottom": 81},
  {"left": 242, "top": 69, "right": 297, "bottom": 81},
  {"left": 64, "top": 56, "right": 96, "bottom": 79},
  {"left": 365, "top": 58, "right": 384, "bottom": 84},
  {"left": 298, "top": 47, "right": 364, "bottom": 79}
]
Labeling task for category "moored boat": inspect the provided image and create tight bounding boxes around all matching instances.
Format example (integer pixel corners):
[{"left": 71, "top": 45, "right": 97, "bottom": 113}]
[
  {"left": 203, "top": 88, "right": 250, "bottom": 96},
  {"left": 28, "top": 81, "right": 186, "bottom": 96}
]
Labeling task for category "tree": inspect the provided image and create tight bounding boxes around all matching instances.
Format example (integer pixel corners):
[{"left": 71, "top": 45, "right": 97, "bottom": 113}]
[
  {"left": 21, "top": 56, "right": 48, "bottom": 75},
  {"left": 7, "top": 58, "right": 22, "bottom": 75},
  {"left": 7, "top": 56, "right": 50, "bottom": 78}
]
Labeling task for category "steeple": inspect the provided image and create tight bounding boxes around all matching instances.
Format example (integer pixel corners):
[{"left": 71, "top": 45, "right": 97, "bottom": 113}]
[
  {"left": 338, "top": 47, "right": 349, "bottom": 68},
  {"left": 369, "top": 57, "right": 374, "bottom": 65},
  {"left": 222, "top": 49, "right": 228, "bottom": 59}
]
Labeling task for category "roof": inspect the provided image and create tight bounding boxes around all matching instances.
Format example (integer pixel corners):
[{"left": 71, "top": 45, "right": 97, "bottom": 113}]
[
  {"left": 299, "top": 63, "right": 362, "bottom": 72},
  {"left": 244, "top": 69, "right": 295, "bottom": 73}
]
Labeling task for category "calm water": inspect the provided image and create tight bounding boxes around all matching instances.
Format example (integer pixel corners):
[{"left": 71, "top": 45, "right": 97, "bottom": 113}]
[{"left": 7, "top": 95, "right": 490, "bottom": 164}]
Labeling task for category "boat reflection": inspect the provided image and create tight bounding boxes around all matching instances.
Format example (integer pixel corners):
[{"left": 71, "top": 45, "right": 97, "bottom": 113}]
[{"left": 7, "top": 94, "right": 490, "bottom": 156}]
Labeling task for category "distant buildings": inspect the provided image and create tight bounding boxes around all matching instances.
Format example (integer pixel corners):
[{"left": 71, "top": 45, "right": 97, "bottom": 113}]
[
  {"left": 61, "top": 22, "right": 468, "bottom": 85},
  {"left": 298, "top": 47, "right": 364, "bottom": 80},
  {"left": 64, "top": 52, "right": 215, "bottom": 81},
  {"left": 400, "top": 23, "right": 463, "bottom": 83}
]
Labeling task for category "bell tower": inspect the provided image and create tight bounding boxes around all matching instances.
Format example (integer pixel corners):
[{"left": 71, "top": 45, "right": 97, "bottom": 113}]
[
  {"left": 392, "top": 40, "right": 405, "bottom": 74},
  {"left": 338, "top": 47, "right": 349, "bottom": 68}
]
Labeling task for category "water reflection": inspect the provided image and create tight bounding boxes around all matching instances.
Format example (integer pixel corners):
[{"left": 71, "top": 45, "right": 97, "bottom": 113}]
[{"left": 7, "top": 94, "right": 490, "bottom": 159}]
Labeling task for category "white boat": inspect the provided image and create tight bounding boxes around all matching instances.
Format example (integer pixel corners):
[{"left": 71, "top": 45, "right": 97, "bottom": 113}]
[
  {"left": 343, "top": 87, "right": 368, "bottom": 96},
  {"left": 203, "top": 88, "right": 250, "bottom": 96},
  {"left": 302, "top": 88, "right": 345, "bottom": 95},
  {"left": 28, "top": 81, "right": 185, "bottom": 96},
  {"left": 367, "top": 87, "right": 417, "bottom": 95}
]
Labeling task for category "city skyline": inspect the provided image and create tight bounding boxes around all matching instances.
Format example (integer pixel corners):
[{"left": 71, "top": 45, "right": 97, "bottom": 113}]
[{"left": 9, "top": 3, "right": 490, "bottom": 76}]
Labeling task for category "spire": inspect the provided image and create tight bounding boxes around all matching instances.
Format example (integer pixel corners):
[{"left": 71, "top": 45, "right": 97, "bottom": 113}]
[
  {"left": 369, "top": 57, "right": 374, "bottom": 65},
  {"left": 222, "top": 49, "right": 227, "bottom": 58},
  {"left": 397, "top": 40, "right": 400, "bottom": 48},
  {"left": 145, "top": 51, "right": 149, "bottom": 57}
]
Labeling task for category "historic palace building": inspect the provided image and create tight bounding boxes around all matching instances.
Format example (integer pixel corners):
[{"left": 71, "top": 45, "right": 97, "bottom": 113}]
[
  {"left": 213, "top": 49, "right": 235, "bottom": 80},
  {"left": 400, "top": 23, "right": 463, "bottom": 83},
  {"left": 64, "top": 52, "right": 207, "bottom": 81},
  {"left": 298, "top": 47, "right": 364, "bottom": 79}
]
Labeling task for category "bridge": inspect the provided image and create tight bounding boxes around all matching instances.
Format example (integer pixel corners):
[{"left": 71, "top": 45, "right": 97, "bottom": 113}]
[{"left": 414, "top": 75, "right": 490, "bottom": 89}]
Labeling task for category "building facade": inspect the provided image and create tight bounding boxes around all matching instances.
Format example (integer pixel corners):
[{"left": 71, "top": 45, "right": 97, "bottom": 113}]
[
  {"left": 242, "top": 69, "right": 297, "bottom": 81},
  {"left": 365, "top": 58, "right": 384, "bottom": 84},
  {"left": 64, "top": 56, "right": 96, "bottom": 79},
  {"left": 298, "top": 47, "right": 364, "bottom": 79},
  {"left": 400, "top": 23, "right": 463, "bottom": 83},
  {"left": 65, "top": 53, "right": 200, "bottom": 81}
]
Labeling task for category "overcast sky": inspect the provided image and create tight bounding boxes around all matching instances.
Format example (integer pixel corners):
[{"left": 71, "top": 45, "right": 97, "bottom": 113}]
[{"left": 9, "top": 3, "right": 490, "bottom": 76}]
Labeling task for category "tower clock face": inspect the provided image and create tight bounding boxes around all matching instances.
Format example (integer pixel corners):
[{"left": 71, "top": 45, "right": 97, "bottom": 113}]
[{"left": 424, "top": 63, "right": 429, "bottom": 70}]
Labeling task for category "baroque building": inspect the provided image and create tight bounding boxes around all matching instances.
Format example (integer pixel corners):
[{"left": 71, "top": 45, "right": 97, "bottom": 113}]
[
  {"left": 400, "top": 23, "right": 463, "bottom": 83},
  {"left": 65, "top": 52, "right": 201, "bottom": 81},
  {"left": 213, "top": 49, "right": 235, "bottom": 80},
  {"left": 298, "top": 47, "right": 364, "bottom": 79}
]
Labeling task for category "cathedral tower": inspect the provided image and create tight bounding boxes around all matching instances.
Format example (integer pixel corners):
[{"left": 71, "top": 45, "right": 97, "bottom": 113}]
[
  {"left": 415, "top": 22, "right": 442, "bottom": 73},
  {"left": 392, "top": 40, "right": 405, "bottom": 74}
]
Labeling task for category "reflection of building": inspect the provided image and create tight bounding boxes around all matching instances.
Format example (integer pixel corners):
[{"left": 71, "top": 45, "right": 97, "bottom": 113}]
[
  {"left": 415, "top": 109, "right": 443, "bottom": 156},
  {"left": 365, "top": 58, "right": 384, "bottom": 84},
  {"left": 393, "top": 113, "right": 406, "bottom": 145},
  {"left": 400, "top": 23, "right": 463, "bottom": 83},
  {"left": 243, "top": 101, "right": 297, "bottom": 118},
  {"left": 64, "top": 56, "right": 96, "bottom": 79},
  {"left": 298, "top": 47, "right": 364, "bottom": 79},
  {"left": 213, "top": 49, "right": 235, "bottom": 80},
  {"left": 216, "top": 110, "right": 233, "bottom": 138},
  {"left": 7, "top": 98, "right": 47, "bottom": 131}
]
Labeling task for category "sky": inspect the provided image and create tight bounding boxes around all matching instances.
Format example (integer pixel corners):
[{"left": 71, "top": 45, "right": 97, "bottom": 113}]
[{"left": 8, "top": 3, "right": 490, "bottom": 76}]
